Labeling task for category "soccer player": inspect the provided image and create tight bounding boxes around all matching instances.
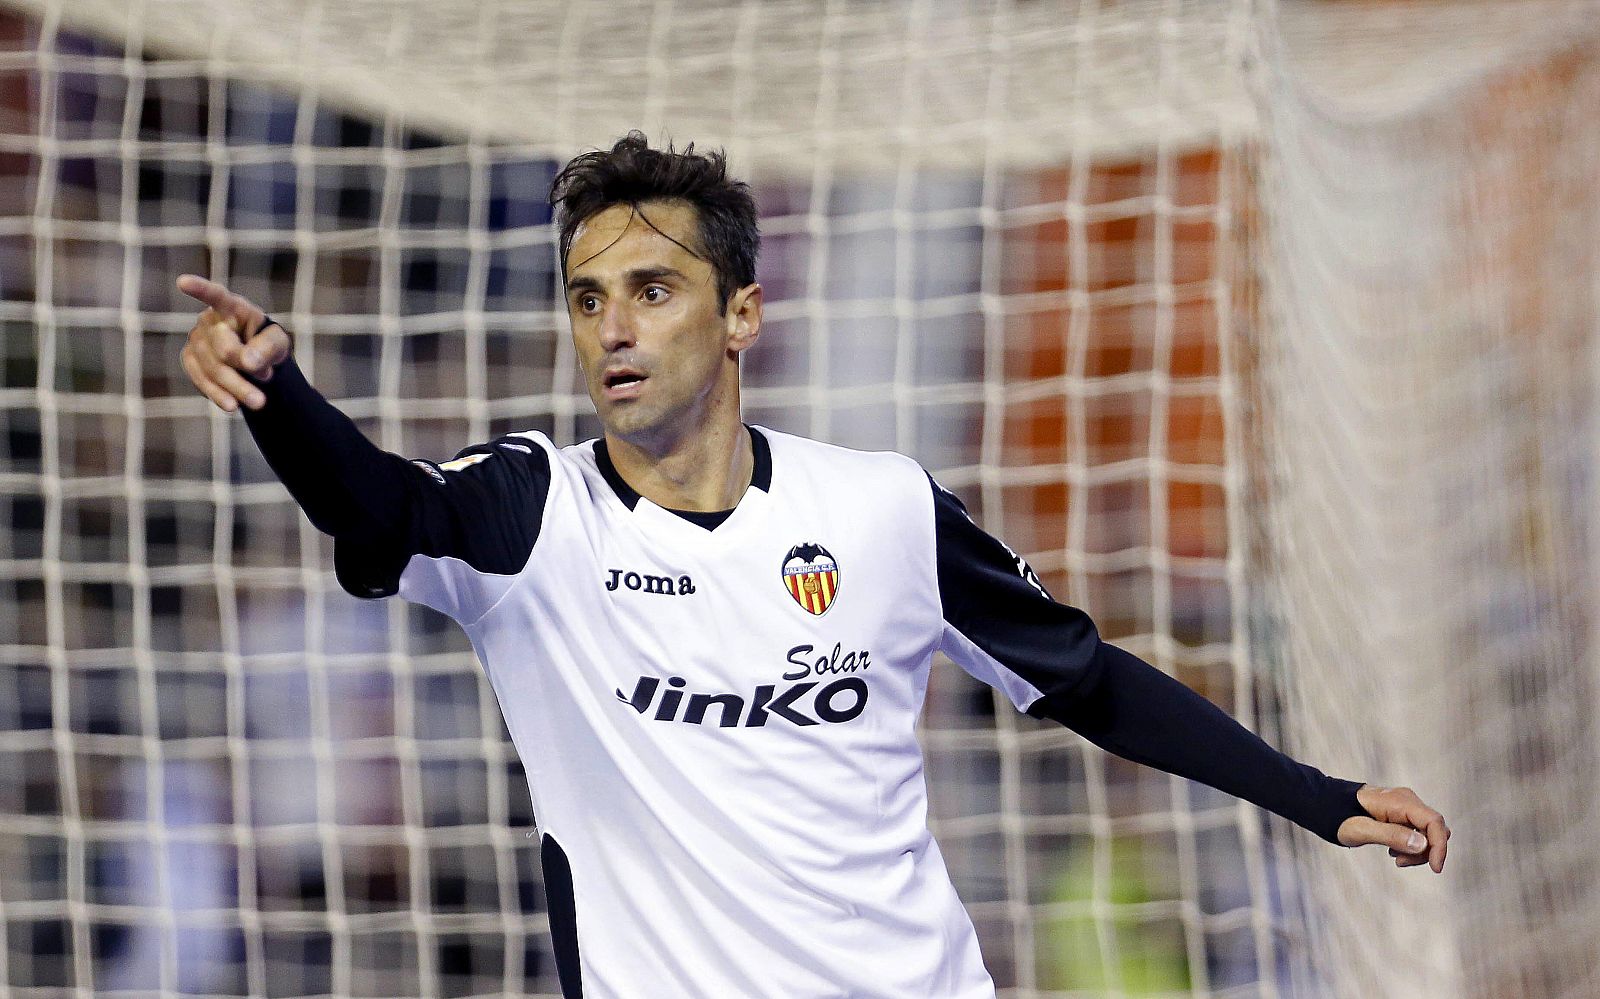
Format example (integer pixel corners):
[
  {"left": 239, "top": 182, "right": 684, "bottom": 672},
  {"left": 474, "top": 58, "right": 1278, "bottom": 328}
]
[{"left": 178, "top": 133, "right": 1448, "bottom": 999}]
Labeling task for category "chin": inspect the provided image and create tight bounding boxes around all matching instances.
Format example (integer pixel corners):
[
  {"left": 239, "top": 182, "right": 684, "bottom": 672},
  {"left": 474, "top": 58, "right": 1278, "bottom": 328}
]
[{"left": 599, "top": 405, "right": 662, "bottom": 441}]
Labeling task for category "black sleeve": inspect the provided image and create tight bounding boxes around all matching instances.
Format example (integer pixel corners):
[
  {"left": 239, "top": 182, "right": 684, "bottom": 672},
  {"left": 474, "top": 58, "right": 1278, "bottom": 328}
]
[
  {"left": 1030, "top": 645, "right": 1364, "bottom": 844},
  {"left": 931, "top": 475, "right": 1364, "bottom": 844},
  {"left": 241, "top": 354, "right": 551, "bottom": 599},
  {"left": 931, "top": 476, "right": 1105, "bottom": 701}
]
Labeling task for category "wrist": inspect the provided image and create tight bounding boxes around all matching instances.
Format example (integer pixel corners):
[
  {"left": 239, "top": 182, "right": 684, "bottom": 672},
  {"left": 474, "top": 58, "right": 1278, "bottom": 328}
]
[
  {"left": 1330, "top": 779, "right": 1368, "bottom": 845},
  {"left": 259, "top": 314, "right": 295, "bottom": 354}
]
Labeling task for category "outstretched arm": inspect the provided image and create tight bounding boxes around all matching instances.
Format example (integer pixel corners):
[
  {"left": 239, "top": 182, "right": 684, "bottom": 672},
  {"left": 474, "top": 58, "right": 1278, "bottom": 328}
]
[
  {"left": 176, "top": 276, "right": 550, "bottom": 610},
  {"left": 929, "top": 475, "right": 1450, "bottom": 871},
  {"left": 177, "top": 274, "right": 418, "bottom": 541},
  {"left": 1038, "top": 644, "right": 1449, "bottom": 871}
]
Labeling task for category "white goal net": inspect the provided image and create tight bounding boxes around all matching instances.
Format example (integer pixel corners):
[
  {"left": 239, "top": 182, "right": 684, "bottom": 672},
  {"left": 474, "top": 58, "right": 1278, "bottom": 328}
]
[
  {"left": 0, "top": 0, "right": 1596, "bottom": 996},
  {"left": 1249, "top": 2, "right": 1600, "bottom": 996}
]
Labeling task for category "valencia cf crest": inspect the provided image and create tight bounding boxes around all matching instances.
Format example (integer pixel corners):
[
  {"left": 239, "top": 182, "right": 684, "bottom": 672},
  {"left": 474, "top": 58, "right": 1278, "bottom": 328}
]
[{"left": 782, "top": 542, "right": 840, "bottom": 616}]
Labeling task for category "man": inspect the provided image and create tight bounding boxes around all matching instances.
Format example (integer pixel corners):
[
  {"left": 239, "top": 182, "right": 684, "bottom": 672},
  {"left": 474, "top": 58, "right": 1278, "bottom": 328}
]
[{"left": 179, "top": 133, "right": 1448, "bottom": 999}]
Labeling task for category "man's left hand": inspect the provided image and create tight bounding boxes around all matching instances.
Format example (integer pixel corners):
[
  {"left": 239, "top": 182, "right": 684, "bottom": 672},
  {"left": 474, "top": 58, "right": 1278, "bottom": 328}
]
[{"left": 1337, "top": 785, "right": 1450, "bottom": 873}]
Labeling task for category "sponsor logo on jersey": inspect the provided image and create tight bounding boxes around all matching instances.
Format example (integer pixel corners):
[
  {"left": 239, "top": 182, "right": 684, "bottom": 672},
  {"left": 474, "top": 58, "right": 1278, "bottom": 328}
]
[
  {"left": 605, "top": 568, "right": 696, "bottom": 595},
  {"left": 782, "top": 542, "right": 839, "bottom": 616},
  {"left": 615, "top": 674, "right": 868, "bottom": 728},
  {"left": 615, "top": 644, "right": 873, "bottom": 729},
  {"left": 439, "top": 452, "right": 492, "bottom": 473},
  {"left": 781, "top": 642, "right": 870, "bottom": 680}
]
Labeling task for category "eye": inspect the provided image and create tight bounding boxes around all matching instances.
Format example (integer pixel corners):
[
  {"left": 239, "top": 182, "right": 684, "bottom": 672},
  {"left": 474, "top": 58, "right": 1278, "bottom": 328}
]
[
  {"left": 578, "top": 294, "right": 600, "bottom": 314},
  {"left": 641, "top": 285, "right": 669, "bottom": 304}
]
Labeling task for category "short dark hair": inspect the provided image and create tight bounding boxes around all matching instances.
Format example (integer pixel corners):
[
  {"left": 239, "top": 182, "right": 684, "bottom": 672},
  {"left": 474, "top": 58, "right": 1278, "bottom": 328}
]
[{"left": 549, "top": 132, "right": 759, "bottom": 312}]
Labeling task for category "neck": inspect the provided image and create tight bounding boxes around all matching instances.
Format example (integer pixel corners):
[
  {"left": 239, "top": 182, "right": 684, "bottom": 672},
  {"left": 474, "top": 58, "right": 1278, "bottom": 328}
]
[{"left": 604, "top": 403, "right": 752, "bottom": 513}]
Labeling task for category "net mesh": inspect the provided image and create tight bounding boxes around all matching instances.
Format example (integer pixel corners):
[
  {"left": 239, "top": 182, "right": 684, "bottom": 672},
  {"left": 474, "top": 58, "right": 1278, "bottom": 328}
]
[
  {"left": 1248, "top": 2, "right": 1600, "bottom": 996},
  {"left": 2, "top": 0, "right": 1597, "bottom": 995}
]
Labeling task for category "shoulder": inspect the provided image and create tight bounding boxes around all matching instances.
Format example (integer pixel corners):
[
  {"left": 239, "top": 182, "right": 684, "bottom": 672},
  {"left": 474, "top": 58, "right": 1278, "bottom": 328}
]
[
  {"left": 554, "top": 434, "right": 601, "bottom": 470},
  {"left": 759, "top": 427, "right": 936, "bottom": 541},
  {"left": 406, "top": 431, "right": 556, "bottom": 489},
  {"left": 403, "top": 429, "right": 554, "bottom": 466},
  {"left": 756, "top": 426, "right": 926, "bottom": 484}
]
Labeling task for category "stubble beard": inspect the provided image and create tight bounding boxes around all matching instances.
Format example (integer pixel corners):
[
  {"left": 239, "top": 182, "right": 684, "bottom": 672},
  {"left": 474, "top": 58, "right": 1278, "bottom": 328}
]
[{"left": 601, "top": 371, "right": 728, "bottom": 455}]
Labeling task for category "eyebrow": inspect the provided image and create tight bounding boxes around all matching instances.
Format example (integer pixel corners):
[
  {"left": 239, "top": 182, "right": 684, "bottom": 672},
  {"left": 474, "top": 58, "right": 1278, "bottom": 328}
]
[{"left": 566, "top": 266, "right": 689, "bottom": 295}]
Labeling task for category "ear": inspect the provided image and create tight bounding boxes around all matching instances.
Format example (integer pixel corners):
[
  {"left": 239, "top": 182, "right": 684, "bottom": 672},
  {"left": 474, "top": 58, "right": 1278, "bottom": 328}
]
[{"left": 724, "top": 282, "right": 763, "bottom": 357}]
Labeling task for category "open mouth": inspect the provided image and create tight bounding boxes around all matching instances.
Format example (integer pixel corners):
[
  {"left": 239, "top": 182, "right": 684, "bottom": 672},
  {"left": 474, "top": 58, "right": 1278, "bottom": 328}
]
[{"left": 603, "top": 370, "right": 647, "bottom": 394}]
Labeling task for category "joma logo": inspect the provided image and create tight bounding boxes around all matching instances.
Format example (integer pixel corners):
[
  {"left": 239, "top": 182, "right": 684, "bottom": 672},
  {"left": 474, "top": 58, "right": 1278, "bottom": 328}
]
[{"left": 605, "top": 569, "right": 696, "bottom": 595}]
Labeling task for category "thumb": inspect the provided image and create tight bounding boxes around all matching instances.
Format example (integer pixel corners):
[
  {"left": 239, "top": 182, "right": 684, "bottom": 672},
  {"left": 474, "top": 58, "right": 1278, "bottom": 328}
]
[
  {"left": 240, "top": 322, "right": 293, "bottom": 380},
  {"left": 1338, "top": 815, "right": 1427, "bottom": 853}
]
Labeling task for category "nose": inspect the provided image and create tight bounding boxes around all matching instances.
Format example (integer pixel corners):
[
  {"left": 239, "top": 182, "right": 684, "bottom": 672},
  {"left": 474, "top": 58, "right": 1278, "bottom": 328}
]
[{"left": 597, "top": 300, "right": 635, "bottom": 352}]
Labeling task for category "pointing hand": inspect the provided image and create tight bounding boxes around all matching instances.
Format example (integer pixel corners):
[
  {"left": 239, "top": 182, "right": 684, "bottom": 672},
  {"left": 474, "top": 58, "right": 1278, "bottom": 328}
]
[{"left": 176, "top": 274, "right": 292, "bottom": 412}]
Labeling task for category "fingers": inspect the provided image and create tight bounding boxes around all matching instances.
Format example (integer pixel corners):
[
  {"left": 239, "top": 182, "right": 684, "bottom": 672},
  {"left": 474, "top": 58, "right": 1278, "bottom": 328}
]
[
  {"left": 177, "top": 274, "right": 267, "bottom": 338},
  {"left": 184, "top": 338, "right": 266, "bottom": 411},
  {"left": 183, "top": 318, "right": 268, "bottom": 412},
  {"left": 198, "top": 310, "right": 245, "bottom": 358},
  {"left": 1372, "top": 785, "right": 1450, "bottom": 874},
  {"left": 177, "top": 274, "right": 238, "bottom": 314},
  {"left": 1424, "top": 812, "right": 1451, "bottom": 873},
  {"left": 208, "top": 358, "right": 267, "bottom": 410},
  {"left": 180, "top": 346, "right": 241, "bottom": 413},
  {"left": 177, "top": 274, "right": 286, "bottom": 412},
  {"left": 1348, "top": 785, "right": 1451, "bottom": 874},
  {"left": 242, "top": 322, "right": 293, "bottom": 379},
  {"left": 1340, "top": 815, "right": 1428, "bottom": 854}
]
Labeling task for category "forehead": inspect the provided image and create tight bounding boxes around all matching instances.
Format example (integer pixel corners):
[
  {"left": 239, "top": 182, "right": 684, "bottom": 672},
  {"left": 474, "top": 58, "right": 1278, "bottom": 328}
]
[{"left": 566, "top": 201, "right": 705, "bottom": 278}]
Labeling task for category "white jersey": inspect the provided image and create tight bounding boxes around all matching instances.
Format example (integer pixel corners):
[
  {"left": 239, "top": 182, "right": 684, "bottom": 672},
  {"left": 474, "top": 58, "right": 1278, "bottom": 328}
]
[
  {"left": 248, "top": 351, "right": 1365, "bottom": 997},
  {"left": 333, "top": 425, "right": 1106, "bottom": 999}
]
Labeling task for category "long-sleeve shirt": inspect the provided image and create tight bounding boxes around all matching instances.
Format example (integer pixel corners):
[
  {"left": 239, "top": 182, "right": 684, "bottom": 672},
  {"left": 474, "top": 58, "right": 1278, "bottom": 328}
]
[{"left": 245, "top": 354, "right": 1363, "bottom": 999}]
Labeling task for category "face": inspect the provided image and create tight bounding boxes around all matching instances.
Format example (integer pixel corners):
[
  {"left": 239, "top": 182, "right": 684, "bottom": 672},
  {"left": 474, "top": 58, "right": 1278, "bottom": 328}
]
[{"left": 564, "top": 201, "right": 760, "bottom": 445}]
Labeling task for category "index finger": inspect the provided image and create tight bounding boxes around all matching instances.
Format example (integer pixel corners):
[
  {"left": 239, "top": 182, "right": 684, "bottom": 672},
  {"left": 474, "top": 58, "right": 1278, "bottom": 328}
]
[
  {"left": 1425, "top": 815, "right": 1450, "bottom": 873},
  {"left": 177, "top": 274, "right": 237, "bottom": 314},
  {"left": 1394, "top": 798, "right": 1448, "bottom": 873}
]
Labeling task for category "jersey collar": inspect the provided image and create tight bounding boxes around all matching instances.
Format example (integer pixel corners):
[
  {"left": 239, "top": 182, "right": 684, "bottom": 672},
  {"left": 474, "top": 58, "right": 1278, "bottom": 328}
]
[{"left": 592, "top": 425, "right": 772, "bottom": 518}]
